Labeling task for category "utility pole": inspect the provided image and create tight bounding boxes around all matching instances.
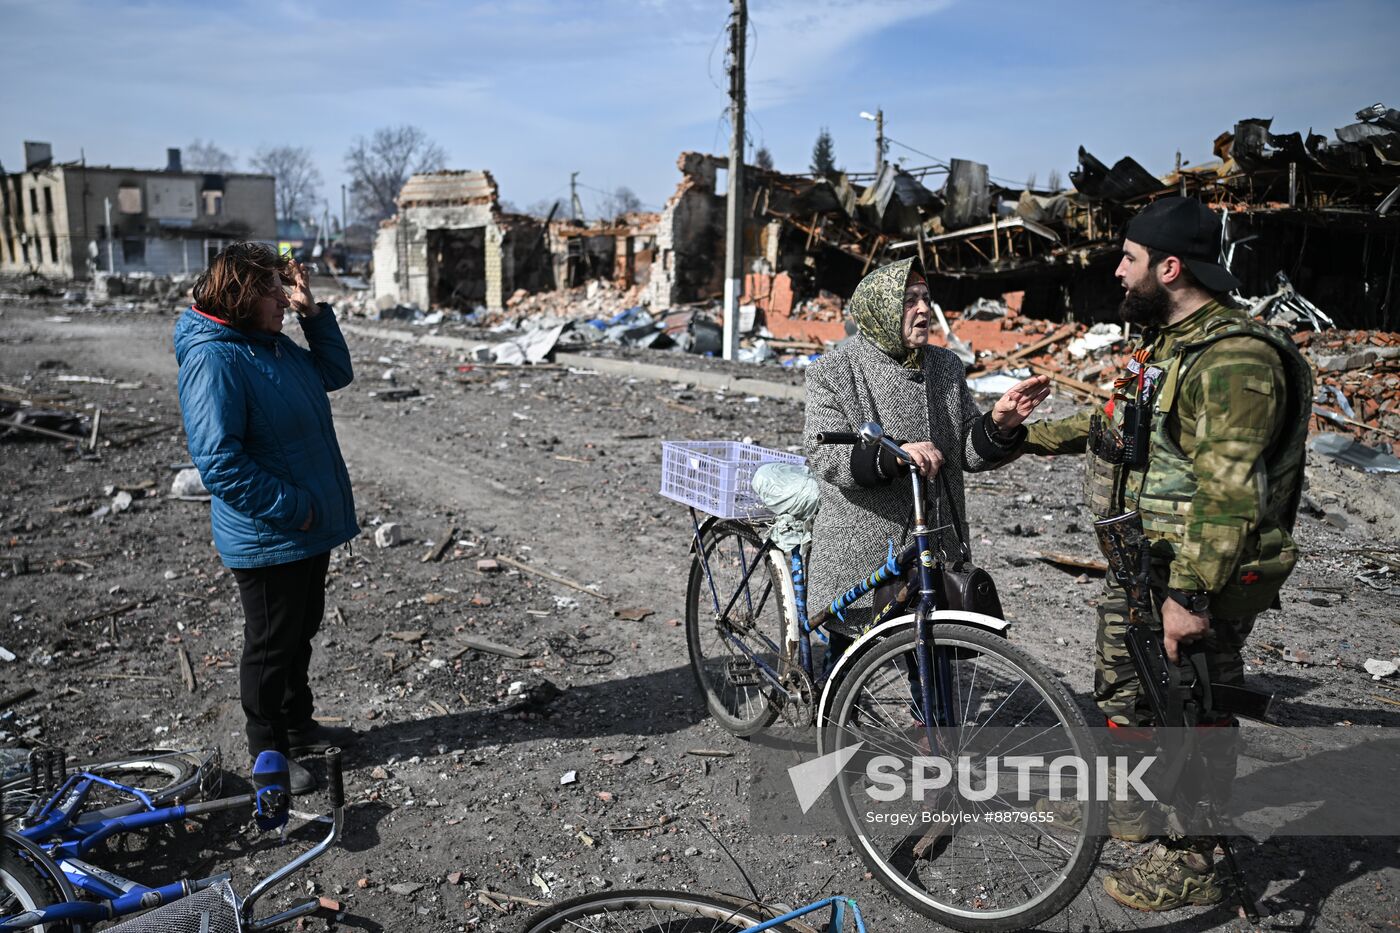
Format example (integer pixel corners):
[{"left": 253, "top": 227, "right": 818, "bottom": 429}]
[
  {"left": 721, "top": 0, "right": 746, "bottom": 362},
  {"left": 875, "top": 108, "right": 885, "bottom": 172},
  {"left": 103, "top": 197, "right": 114, "bottom": 274},
  {"left": 570, "top": 172, "right": 584, "bottom": 222},
  {"left": 341, "top": 184, "right": 348, "bottom": 233},
  {"left": 861, "top": 108, "right": 886, "bottom": 174}
]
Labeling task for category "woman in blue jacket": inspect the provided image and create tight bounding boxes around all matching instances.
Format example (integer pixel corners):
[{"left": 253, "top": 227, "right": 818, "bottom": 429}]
[{"left": 175, "top": 243, "right": 360, "bottom": 794}]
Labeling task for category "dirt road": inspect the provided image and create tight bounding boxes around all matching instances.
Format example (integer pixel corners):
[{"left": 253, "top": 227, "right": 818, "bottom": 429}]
[{"left": 2, "top": 300, "right": 1396, "bottom": 931}]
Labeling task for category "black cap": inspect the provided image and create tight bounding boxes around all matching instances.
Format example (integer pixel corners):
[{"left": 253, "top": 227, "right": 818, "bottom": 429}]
[{"left": 1123, "top": 196, "right": 1242, "bottom": 293}]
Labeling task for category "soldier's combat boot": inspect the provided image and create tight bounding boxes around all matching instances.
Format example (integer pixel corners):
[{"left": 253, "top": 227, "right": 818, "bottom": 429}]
[
  {"left": 1103, "top": 838, "right": 1224, "bottom": 911},
  {"left": 1034, "top": 796, "right": 1150, "bottom": 842}
]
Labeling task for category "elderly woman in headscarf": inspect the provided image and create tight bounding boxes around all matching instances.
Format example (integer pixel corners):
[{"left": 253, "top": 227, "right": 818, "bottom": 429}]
[{"left": 802, "top": 257, "right": 1050, "bottom": 630}]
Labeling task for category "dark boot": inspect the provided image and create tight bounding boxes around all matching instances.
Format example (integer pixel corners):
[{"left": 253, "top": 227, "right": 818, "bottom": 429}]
[{"left": 288, "top": 721, "right": 361, "bottom": 755}]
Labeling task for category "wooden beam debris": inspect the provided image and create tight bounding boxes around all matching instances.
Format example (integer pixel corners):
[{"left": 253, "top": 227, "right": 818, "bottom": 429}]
[
  {"left": 449, "top": 636, "right": 530, "bottom": 660},
  {"left": 1032, "top": 551, "right": 1108, "bottom": 574},
  {"left": 422, "top": 526, "right": 456, "bottom": 563},
  {"left": 492, "top": 554, "right": 610, "bottom": 601},
  {"left": 1026, "top": 362, "right": 1111, "bottom": 401},
  {"left": 176, "top": 646, "right": 197, "bottom": 693},
  {"left": 0, "top": 687, "right": 37, "bottom": 711},
  {"left": 66, "top": 600, "right": 139, "bottom": 629}
]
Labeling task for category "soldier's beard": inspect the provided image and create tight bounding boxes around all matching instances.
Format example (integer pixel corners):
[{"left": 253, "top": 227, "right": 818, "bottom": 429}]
[{"left": 1119, "top": 278, "right": 1172, "bottom": 328}]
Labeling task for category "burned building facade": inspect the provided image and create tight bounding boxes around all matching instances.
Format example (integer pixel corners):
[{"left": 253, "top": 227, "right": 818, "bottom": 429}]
[
  {"left": 373, "top": 171, "right": 550, "bottom": 312},
  {"left": 0, "top": 143, "right": 275, "bottom": 279}
]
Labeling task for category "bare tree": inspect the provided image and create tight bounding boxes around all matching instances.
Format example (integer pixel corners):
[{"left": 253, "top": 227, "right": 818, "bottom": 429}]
[
  {"left": 344, "top": 125, "right": 448, "bottom": 222},
  {"left": 249, "top": 145, "right": 324, "bottom": 222},
  {"left": 185, "top": 139, "right": 237, "bottom": 172},
  {"left": 755, "top": 146, "right": 774, "bottom": 172},
  {"left": 526, "top": 198, "right": 566, "bottom": 219},
  {"left": 595, "top": 186, "right": 643, "bottom": 221},
  {"left": 1047, "top": 168, "right": 1063, "bottom": 192},
  {"left": 1025, "top": 171, "right": 1037, "bottom": 192}
]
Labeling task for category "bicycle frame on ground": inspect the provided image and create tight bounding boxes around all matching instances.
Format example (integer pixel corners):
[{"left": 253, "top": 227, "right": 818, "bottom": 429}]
[
  {"left": 2, "top": 748, "right": 344, "bottom": 931},
  {"left": 747, "top": 895, "right": 868, "bottom": 933}
]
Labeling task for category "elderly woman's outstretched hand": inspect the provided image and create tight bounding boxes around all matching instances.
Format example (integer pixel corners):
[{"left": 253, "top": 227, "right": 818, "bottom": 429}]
[{"left": 990, "top": 374, "right": 1053, "bottom": 434}]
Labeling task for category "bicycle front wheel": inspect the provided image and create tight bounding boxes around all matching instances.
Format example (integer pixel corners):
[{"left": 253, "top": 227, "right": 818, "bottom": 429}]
[
  {"left": 685, "top": 522, "right": 785, "bottom": 736},
  {"left": 824, "top": 624, "right": 1102, "bottom": 933},
  {"left": 523, "top": 889, "right": 806, "bottom": 933},
  {"left": 1, "top": 834, "right": 65, "bottom": 932}
]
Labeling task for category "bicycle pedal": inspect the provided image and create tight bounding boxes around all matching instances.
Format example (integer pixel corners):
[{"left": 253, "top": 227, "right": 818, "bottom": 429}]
[{"left": 725, "top": 657, "right": 762, "bottom": 687}]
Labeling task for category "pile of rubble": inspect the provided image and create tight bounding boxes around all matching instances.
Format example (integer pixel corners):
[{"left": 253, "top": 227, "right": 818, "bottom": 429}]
[
  {"left": 1299, "top": 329, "right": 1400, "bottom": 449},
  {"left": 0, "top": 272, "right": 195, "bottom": 314},
  {"left": 931, "top": 289, "right": 1399, "bottom": 468}
]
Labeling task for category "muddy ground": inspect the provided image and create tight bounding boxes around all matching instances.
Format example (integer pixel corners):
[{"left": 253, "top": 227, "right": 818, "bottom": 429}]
[{"left": 1, "top": 294, "right": 1397, "bottom": 932}]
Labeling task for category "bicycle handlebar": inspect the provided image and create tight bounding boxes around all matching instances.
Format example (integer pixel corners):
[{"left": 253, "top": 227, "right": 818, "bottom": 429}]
[
  {"left": 241, "top": 747, "right": 347, "bottom": 929},
  {"left": 815, "top": 431, "right": 860, "bottom": 445},
  {"left": 326, "top": 748, "right": 343, "bottom": 810},
  {"left": 816, "top": 424, "right": 916, "bottom": 467}
]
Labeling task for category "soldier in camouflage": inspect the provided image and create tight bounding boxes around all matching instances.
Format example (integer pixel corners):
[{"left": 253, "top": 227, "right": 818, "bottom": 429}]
[{"left": 1022, "top": 197, "right": 1312, "bottom": 911}]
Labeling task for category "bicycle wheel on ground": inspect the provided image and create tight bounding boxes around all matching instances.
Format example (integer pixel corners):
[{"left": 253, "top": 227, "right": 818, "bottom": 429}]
[
  {"left": 824, "top": 624, "right": 1102, "bottom": 933},
  {"left": 523, "top": 889, "right": 809, "bottom": 933},
  {"left": 2, "top": 748, "right": 218, "bottom": 823},
  {"left": 685, "top": 522, "right": 785, "bottom": 736},
  {"left": 1, "top": 834, "right": 65, "bottom": 931}
]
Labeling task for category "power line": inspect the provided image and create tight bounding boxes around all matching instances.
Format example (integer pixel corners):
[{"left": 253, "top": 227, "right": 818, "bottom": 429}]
[{"left": 885, "top": 136, "right": 948, "bottom": 169}]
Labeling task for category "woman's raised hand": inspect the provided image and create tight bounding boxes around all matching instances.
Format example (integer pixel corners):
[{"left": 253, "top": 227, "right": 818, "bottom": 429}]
[
  {"left": 990, "top": 374, "right": 1052, "bottom": 433},
  {"left": 286, "top": 259, "right": 317, "bottom": 316}
]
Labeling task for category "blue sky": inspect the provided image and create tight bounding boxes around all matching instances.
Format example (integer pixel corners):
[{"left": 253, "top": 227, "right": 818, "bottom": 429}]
[{"left": 3, "top": 0, "right": 1396, "bottom": 220}]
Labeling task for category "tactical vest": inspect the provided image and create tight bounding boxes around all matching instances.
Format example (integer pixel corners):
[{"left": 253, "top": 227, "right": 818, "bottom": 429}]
[{"left": 1086, "top": 312, "right": 1313, "bottom": 617}]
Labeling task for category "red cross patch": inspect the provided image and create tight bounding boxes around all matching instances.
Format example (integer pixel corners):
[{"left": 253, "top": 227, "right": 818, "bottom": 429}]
[{"left": 1240, "top": 570, "right": 1261, "bottom": 585}]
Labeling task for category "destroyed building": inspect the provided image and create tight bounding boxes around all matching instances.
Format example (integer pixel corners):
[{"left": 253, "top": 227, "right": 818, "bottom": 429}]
[
  {"left": 372, "top": 171, "right": 554, "bottom": 313},
  {"left": 549, "top": 211, "right": 658, "bottom": 293},
  {"left": 0, "top": 143, "right": 275, "bottom": 279},
  {"left": 644, "top": 103, "right": 1400, "bottom": 333},
  {"left": 372, "top": 168, "right": 660, "bottom": 314}
]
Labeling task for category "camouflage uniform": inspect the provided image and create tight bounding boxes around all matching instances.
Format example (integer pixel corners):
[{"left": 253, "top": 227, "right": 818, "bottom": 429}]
[
  {"left": 1023, "top": 298, "right": 1310, "bottom": 728},
  {"left": 1025, "top": 298, "right": 1311, "bottom": 909}
]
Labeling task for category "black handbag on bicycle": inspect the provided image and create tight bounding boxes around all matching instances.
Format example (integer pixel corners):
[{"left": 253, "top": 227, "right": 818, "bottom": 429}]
[
  {"left": 923, "top": 372, "right": 1005, "bottom": 620},
  {"left": 930, "top": 472, "right": 1005, "bottom": 619}
]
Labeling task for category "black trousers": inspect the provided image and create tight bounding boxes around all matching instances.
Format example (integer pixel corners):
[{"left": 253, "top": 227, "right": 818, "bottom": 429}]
[{"left": 232, "top": 552, "right": 330, "bottom": 757}]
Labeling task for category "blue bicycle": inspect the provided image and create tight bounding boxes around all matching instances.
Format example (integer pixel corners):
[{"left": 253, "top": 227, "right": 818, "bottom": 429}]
[
  {"left": 1, "top": 746, "right": 344, "bottom": 931},
  {"left": 680, "top": 423, "right": 1102, "bottom": 931}
]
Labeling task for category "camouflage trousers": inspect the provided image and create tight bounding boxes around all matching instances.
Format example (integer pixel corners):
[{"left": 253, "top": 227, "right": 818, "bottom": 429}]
[
  {"left": 1096, "top": 576, "right": 1256, "bottom": 835},
  {"left": 1095, "top": 576, "right": 1256, "bottom": 727}
]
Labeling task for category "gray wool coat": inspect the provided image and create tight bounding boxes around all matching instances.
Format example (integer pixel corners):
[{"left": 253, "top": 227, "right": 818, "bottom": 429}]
[{"left": 802, "top": 335, "right": 1019, "bottom": 612}]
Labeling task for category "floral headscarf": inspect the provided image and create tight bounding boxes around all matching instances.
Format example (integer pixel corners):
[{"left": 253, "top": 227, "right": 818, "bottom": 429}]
[{"left": 846, "top": 257, "right": 925, "bottom": 370}]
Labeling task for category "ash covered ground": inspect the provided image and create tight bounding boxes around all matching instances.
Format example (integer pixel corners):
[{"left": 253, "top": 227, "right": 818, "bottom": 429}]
[{"left": 1, "top": 297, "right": 1397, "bottom": 932}]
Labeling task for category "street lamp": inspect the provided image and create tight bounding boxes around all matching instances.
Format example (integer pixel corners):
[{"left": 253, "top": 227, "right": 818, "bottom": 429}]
[{"left": 860, "top": 109, "right": 885, "bottom": 173}]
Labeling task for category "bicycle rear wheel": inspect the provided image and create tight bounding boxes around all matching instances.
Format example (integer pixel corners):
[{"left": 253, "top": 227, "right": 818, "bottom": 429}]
[
  {"left": 523, "top": 889, "right": 808, "bottom": 933},
  {"left": 3, "top": 748, "right": 217, "bottom": 823},
  {"left": 685, "top": 522, "right": 784, "bottom": 736},
  {"left": 824, "top": 624, "right": 1102, "bottom": 932}
]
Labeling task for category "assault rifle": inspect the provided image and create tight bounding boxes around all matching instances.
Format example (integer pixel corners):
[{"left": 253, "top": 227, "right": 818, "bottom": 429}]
[{"left": 1093, "top": 510, "right": 1269, "bottom": 923}]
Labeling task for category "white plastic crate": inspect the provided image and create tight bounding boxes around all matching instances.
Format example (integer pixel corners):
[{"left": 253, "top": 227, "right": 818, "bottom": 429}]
[{"left": 659, "top": 440, "right": 806, "bottom": 519}]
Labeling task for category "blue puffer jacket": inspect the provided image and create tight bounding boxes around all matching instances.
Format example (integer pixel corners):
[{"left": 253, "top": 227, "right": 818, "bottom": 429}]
[{"left": 174, "top": 306, "right": 360, "bottom": 568}]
